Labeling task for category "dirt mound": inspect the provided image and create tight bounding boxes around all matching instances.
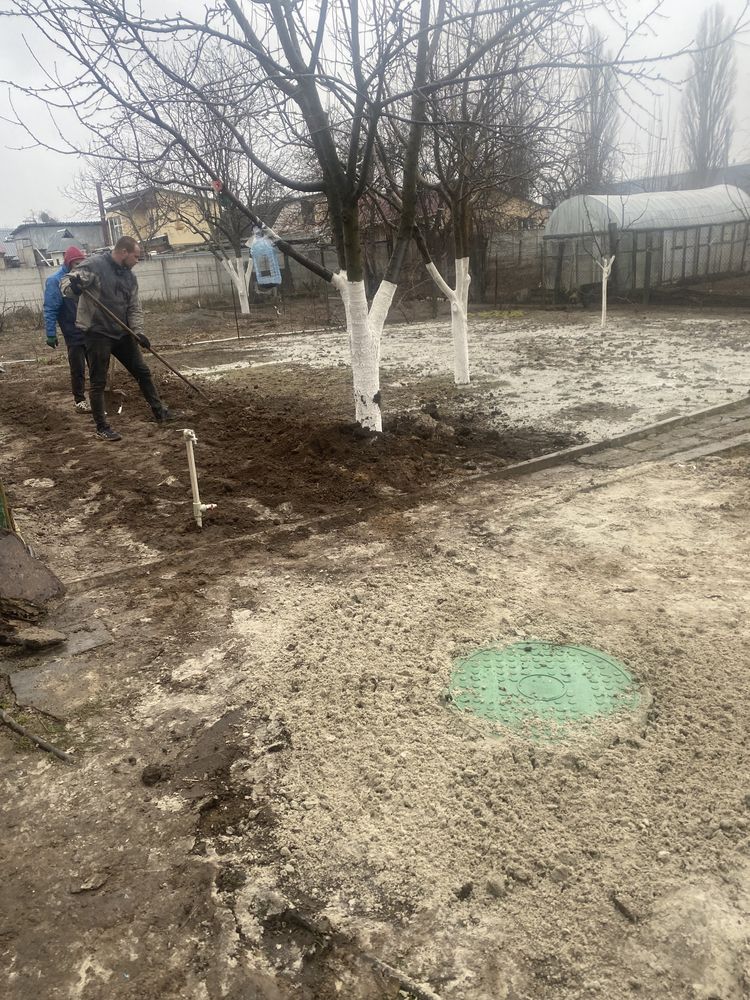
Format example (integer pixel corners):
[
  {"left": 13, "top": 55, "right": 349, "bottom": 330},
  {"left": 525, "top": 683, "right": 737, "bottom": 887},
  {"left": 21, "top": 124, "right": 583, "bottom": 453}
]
[{"left": 0, "top": 365, "right": 582, "bottom": 553}]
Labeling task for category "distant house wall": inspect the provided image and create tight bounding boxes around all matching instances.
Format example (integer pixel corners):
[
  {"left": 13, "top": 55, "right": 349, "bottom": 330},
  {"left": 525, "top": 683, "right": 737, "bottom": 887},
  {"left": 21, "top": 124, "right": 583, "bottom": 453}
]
[
  {"left": 106, "top": 193, "right": 213, "bottom": 249},
  {"left": 482, "top": 195, "right": 549, "bottom": 231}
]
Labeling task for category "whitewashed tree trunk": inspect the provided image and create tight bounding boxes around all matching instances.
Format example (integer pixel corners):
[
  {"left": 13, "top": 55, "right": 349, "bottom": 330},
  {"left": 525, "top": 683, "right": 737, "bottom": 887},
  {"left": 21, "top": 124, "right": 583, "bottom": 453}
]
[
  {"left": 426, "top": 258, "right": 471, "bottom": 385},
  {"left": 598, "top": 254, "right": 615, "bottom": 329},
  {"left": 332, "top": 274, "right": 397, "bottom": 431},
  {"left": 219, "top": 256, "right": 251, "bottom": 314}
]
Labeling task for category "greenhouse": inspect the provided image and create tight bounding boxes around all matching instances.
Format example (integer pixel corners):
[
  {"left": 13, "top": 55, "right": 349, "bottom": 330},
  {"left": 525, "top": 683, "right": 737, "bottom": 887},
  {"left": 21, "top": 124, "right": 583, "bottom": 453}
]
[{"left": 543, "top": 185, "right": 750, "bottom": 298}]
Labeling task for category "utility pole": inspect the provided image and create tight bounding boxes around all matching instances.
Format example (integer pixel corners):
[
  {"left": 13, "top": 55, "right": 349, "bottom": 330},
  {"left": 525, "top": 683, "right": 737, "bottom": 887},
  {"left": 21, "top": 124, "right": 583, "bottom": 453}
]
[{"left": 95, "top": 182, "right": 109, "bottom": 246}]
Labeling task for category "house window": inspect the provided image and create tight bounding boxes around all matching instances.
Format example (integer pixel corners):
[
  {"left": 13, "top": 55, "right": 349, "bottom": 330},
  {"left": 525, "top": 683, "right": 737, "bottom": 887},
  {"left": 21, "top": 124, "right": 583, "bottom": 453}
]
[{"left": 108, "top": 214, "right": 124, "bottom": 243}]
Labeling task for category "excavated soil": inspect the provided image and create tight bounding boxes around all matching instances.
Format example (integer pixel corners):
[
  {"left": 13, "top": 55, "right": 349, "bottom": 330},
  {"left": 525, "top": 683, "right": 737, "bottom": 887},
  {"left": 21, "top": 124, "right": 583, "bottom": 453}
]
[
  {"left": 1, "top": 305, "right": 750, "bottom": 1000},
  {"left": 0, "top": 361, "right": 579, "bottom": 561}
]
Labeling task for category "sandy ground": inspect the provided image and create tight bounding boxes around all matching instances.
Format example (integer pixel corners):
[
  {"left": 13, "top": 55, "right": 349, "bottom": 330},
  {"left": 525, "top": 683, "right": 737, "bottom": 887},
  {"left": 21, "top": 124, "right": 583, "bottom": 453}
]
[{"left": 1, "top": 305, "right": 750, "bottom": 1000}]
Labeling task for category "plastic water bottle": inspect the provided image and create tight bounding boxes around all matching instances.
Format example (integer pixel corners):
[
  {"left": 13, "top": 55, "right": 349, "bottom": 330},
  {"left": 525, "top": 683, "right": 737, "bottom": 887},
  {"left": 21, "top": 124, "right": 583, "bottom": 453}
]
[{"left": 250, "top": 232, "right": 281, "bottom": 286}]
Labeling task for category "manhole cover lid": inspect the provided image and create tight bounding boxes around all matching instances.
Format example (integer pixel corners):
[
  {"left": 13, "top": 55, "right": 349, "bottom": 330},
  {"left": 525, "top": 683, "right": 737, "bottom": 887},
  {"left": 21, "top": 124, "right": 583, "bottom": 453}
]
[{"left": 447, "top": 641, "right": 640, "bottom": 738}]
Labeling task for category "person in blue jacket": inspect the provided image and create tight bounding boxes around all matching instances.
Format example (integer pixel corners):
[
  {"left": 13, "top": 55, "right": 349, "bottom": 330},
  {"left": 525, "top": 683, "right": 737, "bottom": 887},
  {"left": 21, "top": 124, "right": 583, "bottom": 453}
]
[{"left": 44, "top": 245, "right": 91, "bottom": 412}]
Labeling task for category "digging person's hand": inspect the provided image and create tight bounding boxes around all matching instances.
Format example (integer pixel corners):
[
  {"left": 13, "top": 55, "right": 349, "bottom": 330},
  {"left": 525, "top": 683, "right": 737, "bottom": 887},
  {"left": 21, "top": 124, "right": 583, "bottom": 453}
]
[
  {"left": 67, "top": 274, "right": 84, "bottom": 295},
  {"left": 135, "top": 333, "right": 151, "bottom": 350},
  {"left": 46, "top": 335, "right": 58, "bottom": 349}
]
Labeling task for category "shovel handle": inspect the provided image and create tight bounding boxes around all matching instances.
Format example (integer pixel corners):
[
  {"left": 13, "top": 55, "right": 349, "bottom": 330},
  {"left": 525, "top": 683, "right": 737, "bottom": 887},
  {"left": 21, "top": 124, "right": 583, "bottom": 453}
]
[{"left": 80, "top": 288, "right": 208, "bottom": 399}]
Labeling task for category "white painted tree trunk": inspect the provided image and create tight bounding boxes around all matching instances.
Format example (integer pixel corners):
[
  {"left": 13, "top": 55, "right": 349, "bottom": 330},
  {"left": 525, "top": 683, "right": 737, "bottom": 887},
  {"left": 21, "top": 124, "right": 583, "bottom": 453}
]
[
  {"left": 219, "top": 256, "right": 251, "bottom": 314},
  {"left": 426, "top": 258, "right": 471, "bottom": 384},
  {"left": 332, "top": 274, "right": 397, "bottom": 431},
  {"left": 598, "top": 255, "right": 615, "bottom": 329}
]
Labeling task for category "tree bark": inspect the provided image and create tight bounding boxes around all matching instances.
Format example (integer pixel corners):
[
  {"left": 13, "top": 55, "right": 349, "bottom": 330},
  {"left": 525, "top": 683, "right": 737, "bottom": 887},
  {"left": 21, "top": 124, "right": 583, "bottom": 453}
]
[
  {"left": 219, "top": 256, "right": 251, "bottom": 314},
  {"left": 333, "top": 274, "right": 397, "bottom": 431},
  {"left": 425, "top": 260, "right": 470, "bottom": 385}
]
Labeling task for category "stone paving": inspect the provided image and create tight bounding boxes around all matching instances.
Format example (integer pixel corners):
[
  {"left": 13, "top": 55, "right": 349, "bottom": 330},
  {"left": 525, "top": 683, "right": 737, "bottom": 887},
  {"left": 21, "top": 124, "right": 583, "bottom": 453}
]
[
  {"left": 576, "top": 400, "right": 750, "bottom": 469},
  {"left": 488, "top": 396, "right": 750, "bottom": 481}
]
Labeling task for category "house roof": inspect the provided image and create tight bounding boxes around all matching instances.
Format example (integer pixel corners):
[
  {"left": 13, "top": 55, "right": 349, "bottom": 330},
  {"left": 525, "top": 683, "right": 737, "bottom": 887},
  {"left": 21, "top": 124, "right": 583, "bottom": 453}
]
[
  {"left": 106, "top": 188, "right": 163, "bottom": 209},
  {"left": 106, "top": 187, "right": 204, "bottom": 211},
  {"left": 9, "top": 221, "right": 100, "bottom": 236},
  {"left": 9, "top": 222, "right": 102, "bottom": 259},
  {"left": 272, "top": 195, "right": 329, "bottom": 240},
  {"left": 8, "top": 221, "right": 103, "bottom": 256},
  {"left": 0, "top": 228, "right": 16, "bottom": 258}
]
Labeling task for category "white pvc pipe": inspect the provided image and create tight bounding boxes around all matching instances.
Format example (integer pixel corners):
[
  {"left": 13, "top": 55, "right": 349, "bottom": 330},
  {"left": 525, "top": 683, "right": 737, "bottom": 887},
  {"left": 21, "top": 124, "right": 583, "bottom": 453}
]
[{"left": 182, "top": 428, "right": 216, "bottom": 528}]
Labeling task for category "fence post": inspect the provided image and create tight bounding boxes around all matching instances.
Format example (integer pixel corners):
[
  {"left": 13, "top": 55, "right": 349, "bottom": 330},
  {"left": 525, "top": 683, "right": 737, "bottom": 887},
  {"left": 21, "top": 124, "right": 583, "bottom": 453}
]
[
  {"left": 643, "top": 234, "right": 653, "bottom": 306},
  {"left": 214, "top": 257, "right": 223, "bottom": 298},
  {"left": 160, "top": 258, "right": 169, "bottom": 300},
  {"left": 607, "top": 222, "right": 619, "bottom": 293},
  {"left": 554, "top": 242, "right": 565, "bottom": 304}
]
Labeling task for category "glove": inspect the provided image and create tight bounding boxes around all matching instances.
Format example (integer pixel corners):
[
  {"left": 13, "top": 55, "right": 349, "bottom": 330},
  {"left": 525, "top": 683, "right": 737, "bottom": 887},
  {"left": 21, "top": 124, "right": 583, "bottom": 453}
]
[
  {"left": 67, "top": 274, "right": 84, "bottom": 295},
  {"left": 46, "top": 335, "right": 58, "bottom": 349},
  {"left": 135, "top": 333, "right": 151, "bottom": 350}
]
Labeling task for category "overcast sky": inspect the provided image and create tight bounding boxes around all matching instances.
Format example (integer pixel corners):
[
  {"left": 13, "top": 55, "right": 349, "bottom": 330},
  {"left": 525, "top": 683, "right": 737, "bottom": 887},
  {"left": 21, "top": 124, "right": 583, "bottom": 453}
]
[{"left": 1, "top": 0, "right": 749, "bottom": 228}]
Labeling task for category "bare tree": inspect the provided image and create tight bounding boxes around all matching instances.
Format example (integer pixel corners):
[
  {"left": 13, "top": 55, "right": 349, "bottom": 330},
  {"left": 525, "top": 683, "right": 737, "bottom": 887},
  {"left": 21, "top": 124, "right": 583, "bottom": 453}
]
[
  {"left": 376, "top": 4, "right": 590, "bottom": 385},
  {"left": 568, "top": 26, "right": 620, "bottom": 194},
  {"left": 681, "top": 3, "right": 735, "bottom": 186},
  {"left": 639, "top": 97, "right": 682, "bottom": 190},
  {"left": 65, "top": 42, "right": 294, "bottom": 312},
  {"left": 3, "top": 0, "right": 447, "bottom": 428}
]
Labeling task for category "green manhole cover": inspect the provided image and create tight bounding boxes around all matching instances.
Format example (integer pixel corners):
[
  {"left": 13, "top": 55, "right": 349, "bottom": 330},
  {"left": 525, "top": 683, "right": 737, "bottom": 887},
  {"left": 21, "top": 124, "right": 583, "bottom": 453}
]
[{"left": 447, "top": 642, "right": 640, "bottom": 739}]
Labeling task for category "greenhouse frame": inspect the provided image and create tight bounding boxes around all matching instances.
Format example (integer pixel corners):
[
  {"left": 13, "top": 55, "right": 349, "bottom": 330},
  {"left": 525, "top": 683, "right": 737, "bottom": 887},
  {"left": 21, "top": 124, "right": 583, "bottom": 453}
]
[{"left": 543, "top": 185, "right": 750, "bottom": 299}]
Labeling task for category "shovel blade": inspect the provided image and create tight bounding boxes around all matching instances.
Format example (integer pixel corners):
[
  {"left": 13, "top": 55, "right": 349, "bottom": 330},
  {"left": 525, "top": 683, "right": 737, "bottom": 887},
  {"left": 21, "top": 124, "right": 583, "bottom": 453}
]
[{"left": 104, "top": 389, "right": 127, "bottom": 415}]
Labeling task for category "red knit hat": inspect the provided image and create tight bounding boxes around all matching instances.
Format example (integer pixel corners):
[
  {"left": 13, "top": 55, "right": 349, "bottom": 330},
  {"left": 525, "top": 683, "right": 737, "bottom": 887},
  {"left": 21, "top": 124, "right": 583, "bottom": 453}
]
[{"left": 64, "top": 246, "right": 85, "bottom": 267}]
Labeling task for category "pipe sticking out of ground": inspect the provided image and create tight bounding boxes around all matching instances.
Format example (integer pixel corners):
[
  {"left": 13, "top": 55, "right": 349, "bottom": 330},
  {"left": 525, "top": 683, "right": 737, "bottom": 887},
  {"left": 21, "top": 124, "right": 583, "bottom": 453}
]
[{"left": 182, "top": 429, "right": 216, "bottom": 528}]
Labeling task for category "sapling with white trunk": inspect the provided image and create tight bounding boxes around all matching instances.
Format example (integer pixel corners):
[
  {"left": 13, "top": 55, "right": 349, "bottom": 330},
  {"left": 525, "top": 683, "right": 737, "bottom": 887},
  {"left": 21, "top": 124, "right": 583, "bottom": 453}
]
[
  {"left": 217, "top": 255, "right": 250, "bottom": 314},
  {"left": 425, "top": 257, "right": 471, "bottom": 384},
  {"left": 597, "top": 253, "right": 615, "bottom": 329}
]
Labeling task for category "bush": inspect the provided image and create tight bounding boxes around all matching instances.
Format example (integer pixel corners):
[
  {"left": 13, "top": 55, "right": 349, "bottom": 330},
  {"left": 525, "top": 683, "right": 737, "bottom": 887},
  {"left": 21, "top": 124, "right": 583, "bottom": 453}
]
[{"left": 5, "top": 305, "right": 44, "bottom": 330}]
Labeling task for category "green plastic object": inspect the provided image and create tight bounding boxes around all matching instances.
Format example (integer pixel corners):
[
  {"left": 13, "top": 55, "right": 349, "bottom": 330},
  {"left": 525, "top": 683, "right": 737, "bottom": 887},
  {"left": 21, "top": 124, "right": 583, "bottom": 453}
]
[{"left": 447, "top": 642, "right": 640, "bottom": 739}]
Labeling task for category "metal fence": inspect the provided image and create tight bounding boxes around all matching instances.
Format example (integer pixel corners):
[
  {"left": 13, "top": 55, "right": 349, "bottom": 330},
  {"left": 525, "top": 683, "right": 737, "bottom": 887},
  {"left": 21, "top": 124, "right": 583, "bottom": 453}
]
[{"left": 543, "top": 221, "right": 750, "bottom": 300}]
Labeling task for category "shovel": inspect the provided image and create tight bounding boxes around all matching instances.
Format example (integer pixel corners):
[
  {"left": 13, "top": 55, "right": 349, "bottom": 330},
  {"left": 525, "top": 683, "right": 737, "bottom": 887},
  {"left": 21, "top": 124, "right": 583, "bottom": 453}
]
[
  {"left": 104, "top": 386, "right": 127, "bottom": 415},
  {"left": 103, "top": 356, "right": 126, "bottom": 415},
  {"left": 80, "top": 289, "right": 208, "bottom": 399}
]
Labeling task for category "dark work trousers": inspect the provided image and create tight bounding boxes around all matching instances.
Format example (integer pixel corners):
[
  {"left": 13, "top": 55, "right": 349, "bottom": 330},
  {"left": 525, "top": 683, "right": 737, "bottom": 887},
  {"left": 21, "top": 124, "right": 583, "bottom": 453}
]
[
  {"left": 65, "top": 342, "right": 89, "bottom": 403},
  {"left": 85, "top": 332, "right": 164, "bottom": 430}
]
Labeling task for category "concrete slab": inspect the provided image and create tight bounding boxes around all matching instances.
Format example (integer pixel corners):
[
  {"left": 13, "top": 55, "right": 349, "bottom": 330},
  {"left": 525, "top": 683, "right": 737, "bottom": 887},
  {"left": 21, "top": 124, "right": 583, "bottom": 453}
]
[
  {"left": 9, "top": 655, "right": 100, "bottom": 719},
  {"left": 705, "top": 414, "right": 750, "bottom": 436},
  {"left": 646, "top": 433, "right": 713, "bottom": 456},
  {"left": 576, "top": 448, "right": 647, "bottom": 469},
  {"left": 0, "top": 627, "right": 66, "bottom": 650},
  {"left": 669, "top": 433, "right": 750, "bottom": 463},
  {"left": 58, "top": 619, "right": 112, "bottom": 657}
]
